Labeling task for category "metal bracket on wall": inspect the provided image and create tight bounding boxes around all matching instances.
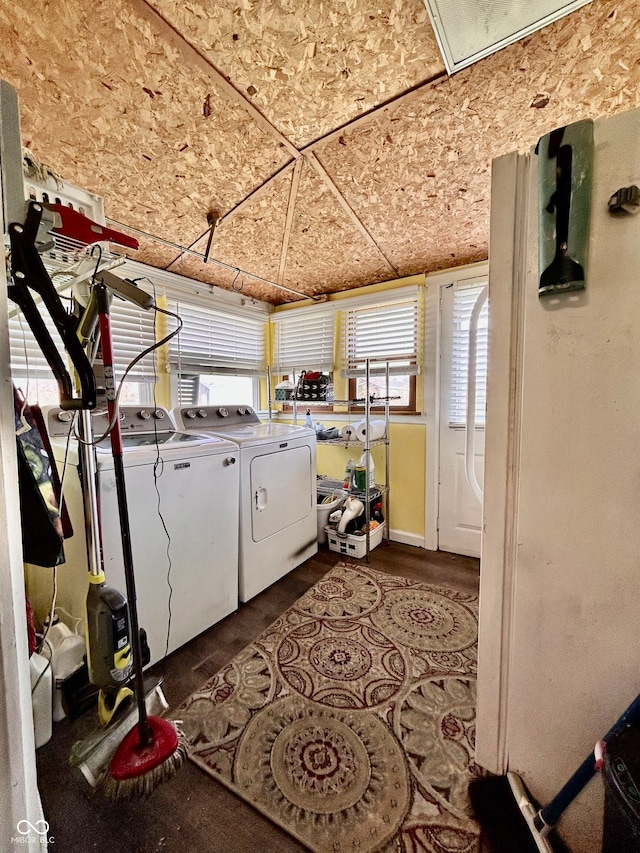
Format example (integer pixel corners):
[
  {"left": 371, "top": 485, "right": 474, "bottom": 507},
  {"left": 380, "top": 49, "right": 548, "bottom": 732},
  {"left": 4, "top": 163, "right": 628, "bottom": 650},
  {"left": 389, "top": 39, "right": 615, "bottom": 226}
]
[{"left": 608, "top": 185, "right": 640, "bottom": 215}]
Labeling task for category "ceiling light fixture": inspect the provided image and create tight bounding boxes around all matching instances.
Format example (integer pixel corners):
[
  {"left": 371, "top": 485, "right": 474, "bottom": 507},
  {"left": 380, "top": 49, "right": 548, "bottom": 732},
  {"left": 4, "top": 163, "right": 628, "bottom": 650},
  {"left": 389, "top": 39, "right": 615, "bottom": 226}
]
[{"left": 422, "top": 0, "right": 594, "bottom": 74}]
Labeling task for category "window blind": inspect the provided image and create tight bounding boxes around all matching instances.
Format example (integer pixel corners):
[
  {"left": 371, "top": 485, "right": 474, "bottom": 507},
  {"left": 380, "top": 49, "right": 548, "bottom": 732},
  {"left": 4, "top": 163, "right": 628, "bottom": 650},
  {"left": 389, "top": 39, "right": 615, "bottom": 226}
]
[
  {"left": 9, "top": 292, "right": 157, "bottom": 385},
  {"left": 342, "top": 292, "right": 422, "bottom": 376},
  {"left": 108, "top": 293, "right": 158, "bottom": 382},
  {"left": 177, "top": 374, "right": 199, "bottom": 406},
  {"left": 167, "top": 300, "right": 267, "bottom": 375},
  {"left": 9, "top": 303, "right": 67, "bottom": 380},
  {"left": 449, "top": 283, "right": 489, "bottom": 427},
  {"left": 271, "top": 307, "right": 334, "bottom": 372}
]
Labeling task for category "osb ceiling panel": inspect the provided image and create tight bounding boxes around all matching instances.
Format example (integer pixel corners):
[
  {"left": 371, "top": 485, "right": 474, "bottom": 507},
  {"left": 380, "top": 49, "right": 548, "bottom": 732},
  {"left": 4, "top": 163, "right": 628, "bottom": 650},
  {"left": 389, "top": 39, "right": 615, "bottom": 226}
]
[
  {"left": 150, "top": 0, "right": 444, "bottom": 148},
  {"left": 169, "top": 175, "right": 292, "bottom": 302},
  {"left": 281, "top": 157, "right": 394, "bottom": 296},
  {"left": 0, "top": 0, "right": 639, "bottom": 305},
  {"left": 0, "top": 0, "right": 290, "bottom": 244}
]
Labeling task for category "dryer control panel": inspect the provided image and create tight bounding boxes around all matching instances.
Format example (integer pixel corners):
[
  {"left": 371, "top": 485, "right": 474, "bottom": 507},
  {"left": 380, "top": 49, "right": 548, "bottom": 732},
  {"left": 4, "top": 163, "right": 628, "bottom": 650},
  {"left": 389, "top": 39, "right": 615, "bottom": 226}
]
[{"left": 178, "top": 405, "right": 261, "bottom": 430}]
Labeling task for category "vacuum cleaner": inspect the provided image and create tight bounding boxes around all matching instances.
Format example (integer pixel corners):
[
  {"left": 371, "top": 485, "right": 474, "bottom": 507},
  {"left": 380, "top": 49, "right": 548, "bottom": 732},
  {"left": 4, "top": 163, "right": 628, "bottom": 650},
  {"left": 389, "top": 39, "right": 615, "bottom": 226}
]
[
  {"left": 9, "top": 198, "right": 185, "bottom": 800},
  {"left": 91, "top": 277, "right": 187, "bottom": 800}
]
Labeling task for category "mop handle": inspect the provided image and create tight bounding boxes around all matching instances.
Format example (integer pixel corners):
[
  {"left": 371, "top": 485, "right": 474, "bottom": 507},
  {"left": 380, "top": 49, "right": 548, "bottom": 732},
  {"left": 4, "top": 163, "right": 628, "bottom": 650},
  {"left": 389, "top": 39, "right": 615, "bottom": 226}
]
[
  {"left": 536, "top": 691, "right": 640, "bottom": 831},
  {"left": 96, "top": 284, "right": 152, "bottom": 745}
]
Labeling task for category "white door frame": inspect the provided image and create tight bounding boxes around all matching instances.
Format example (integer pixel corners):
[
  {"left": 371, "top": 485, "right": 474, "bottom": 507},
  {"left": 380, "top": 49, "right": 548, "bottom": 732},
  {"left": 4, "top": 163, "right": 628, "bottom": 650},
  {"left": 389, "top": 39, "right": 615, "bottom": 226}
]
[
  {"left": 474, "top": 151, "right": 530, "bottom": 774},
  {"left": 424, "top": 261, "right": 489, "bottom": 555},
  {"left": 0, "top": 193, "right": 47, "bottom": 839}
]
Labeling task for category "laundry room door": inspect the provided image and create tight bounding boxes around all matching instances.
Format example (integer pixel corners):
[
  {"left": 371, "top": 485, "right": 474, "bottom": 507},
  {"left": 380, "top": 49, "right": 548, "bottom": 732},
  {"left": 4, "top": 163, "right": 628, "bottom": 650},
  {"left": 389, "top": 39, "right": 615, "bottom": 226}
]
[{"left": 437, "top": 279, "right": 487, "bottom": 558}]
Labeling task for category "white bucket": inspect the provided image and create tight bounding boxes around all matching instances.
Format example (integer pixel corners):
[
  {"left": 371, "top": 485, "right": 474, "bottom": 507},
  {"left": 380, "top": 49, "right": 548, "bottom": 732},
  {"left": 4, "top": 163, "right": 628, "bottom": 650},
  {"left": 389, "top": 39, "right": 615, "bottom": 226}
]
[
  {"left": 30, "top": 651, "right": 52, "bottom": 748},
  {"left": 317, "top": 494, "right": 345, "bottom": 544},
  {"left": 46, "top": 622, "right": 86, "bottom": 722}
]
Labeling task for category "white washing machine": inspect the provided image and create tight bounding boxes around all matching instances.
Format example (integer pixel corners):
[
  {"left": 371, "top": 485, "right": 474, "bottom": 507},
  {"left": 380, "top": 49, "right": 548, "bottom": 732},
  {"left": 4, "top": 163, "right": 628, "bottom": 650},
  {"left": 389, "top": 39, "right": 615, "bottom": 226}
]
[
  {"left": 36, "top": 406, "right": 240, "bottom": 668},
  {"left": 174, "top": 405, "right": 317, "bottom": 603}
]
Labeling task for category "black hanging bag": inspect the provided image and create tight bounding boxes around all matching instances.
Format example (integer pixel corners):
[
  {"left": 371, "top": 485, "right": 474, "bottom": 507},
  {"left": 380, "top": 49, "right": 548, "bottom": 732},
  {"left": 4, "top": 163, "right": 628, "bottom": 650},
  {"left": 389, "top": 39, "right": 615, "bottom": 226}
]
[{"left": 14, "top": 385, "right": 72, "bottom": 567}]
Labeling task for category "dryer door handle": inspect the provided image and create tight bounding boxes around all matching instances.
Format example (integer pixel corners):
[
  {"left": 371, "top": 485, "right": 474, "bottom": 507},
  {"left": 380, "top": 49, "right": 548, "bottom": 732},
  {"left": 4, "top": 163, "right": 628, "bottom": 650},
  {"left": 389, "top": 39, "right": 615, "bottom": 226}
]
[{"left": 255, "top": 487, "right": 267, "bottom": 512}]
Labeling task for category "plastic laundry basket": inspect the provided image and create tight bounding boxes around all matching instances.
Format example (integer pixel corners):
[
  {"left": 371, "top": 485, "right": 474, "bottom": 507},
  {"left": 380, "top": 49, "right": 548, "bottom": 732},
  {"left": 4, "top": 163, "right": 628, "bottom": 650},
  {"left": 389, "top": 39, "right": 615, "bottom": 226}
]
[{"left": 602, "top": 723, "right": 640, "bottom": 852}]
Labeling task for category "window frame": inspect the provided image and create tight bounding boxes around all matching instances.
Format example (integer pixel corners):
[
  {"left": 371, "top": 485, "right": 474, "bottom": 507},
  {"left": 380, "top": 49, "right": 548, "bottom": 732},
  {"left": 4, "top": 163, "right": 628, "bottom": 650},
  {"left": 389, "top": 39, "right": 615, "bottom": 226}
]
[
  {"left": 348, "top": 372, "right": 416, "bottom": 414},
  {"left": 271, "top": 304, "right": 335, "bottom": 413},
  {"left": 341, "top": 286, "right": 422, "bottom": 414}
]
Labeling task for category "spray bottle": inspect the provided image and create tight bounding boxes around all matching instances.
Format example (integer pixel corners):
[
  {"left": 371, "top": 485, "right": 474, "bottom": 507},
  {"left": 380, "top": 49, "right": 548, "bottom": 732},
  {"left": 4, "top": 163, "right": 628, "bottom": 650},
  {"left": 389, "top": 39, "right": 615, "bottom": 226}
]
[{"left": 343, "top": 458, "right": 355, "bottom": 490}]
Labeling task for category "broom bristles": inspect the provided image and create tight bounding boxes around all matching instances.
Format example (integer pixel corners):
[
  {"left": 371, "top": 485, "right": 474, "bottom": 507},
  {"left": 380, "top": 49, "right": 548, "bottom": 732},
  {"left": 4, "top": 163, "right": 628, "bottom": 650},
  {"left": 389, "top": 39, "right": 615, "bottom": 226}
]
[{"left": 99, "top": 720, "right": 188, "bottom": 802}]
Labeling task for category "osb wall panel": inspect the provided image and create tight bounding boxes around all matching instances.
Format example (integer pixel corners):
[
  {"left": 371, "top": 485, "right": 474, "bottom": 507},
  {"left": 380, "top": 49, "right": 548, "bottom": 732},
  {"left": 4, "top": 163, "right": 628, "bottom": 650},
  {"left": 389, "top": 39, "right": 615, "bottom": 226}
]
[
  {"left": 314, "top": 0, "right": 640, "bottom": 279},
  {"left": 0, "top": 0, "right": 290, "bottom": 245},
  {"left": 151, "top": 0, "right": 445, "bottom": 148},
  {"left": 280, "top": 157, "right": 393, "bottom": 299}
]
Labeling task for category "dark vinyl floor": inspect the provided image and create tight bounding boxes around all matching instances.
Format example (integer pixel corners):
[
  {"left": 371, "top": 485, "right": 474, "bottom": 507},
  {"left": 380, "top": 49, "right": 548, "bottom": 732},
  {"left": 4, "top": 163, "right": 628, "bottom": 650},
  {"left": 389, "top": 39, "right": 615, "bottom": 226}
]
[{"left": 36, "top": 542, "right": 480, "bottom": 853}]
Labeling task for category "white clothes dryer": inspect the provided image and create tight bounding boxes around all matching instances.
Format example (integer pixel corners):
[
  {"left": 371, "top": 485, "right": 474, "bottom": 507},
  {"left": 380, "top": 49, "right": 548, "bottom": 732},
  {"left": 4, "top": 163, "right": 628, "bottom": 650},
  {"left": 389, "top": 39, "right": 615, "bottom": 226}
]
[
  {"left": 39, "top": 406, "right": 240, "bottom": 668},
  {"left": 174, "top": 405, "right": 317, "bottom": 602}
]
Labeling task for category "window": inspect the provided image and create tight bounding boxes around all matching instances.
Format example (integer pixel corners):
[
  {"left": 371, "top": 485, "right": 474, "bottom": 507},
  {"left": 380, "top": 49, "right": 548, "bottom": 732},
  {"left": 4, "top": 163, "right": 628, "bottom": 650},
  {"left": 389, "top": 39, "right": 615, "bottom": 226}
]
[
  {"left": 342, "top": 288, "right": 422, "bottom": 412},
  {"left": 178, "top": 374, "right": 255, "bottom": 407},
  {"left": 8, "top": 294, "right": 153, "bottom": 406},
  {"left": 352, "top": 371, "right": 414, "bottom": 409},
  {"left": 167, "top": 297, "right": 267, "bottom": 407},
  {"left": 271, "top": 305, "right": 335, "bottom": 409},
  {"left": 108, "top": 288, "right": 157, "bottom": 402},
  {"left": 272, "top": 307, "right": 335, "bottom": 373},
  {"left": 449, "top": 282, "right": 488, "bottom": 427}
]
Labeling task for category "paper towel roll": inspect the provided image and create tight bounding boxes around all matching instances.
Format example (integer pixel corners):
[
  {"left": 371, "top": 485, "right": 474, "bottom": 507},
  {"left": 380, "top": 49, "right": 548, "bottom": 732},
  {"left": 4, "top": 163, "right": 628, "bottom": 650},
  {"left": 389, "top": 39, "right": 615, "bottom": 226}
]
[
  {"left": 340, "top": 421, "right": 363, "bottom": 441},
  {"left": 355, "top": 419, "right": 386, "bottom": 442}
]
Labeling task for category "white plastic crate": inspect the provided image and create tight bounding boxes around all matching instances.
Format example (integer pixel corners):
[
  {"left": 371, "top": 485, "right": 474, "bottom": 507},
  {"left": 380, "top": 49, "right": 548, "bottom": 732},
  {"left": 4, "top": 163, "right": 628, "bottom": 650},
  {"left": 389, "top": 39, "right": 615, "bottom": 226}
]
[{"left": 325, "top": 522, "right": 385, "bottom": 558}]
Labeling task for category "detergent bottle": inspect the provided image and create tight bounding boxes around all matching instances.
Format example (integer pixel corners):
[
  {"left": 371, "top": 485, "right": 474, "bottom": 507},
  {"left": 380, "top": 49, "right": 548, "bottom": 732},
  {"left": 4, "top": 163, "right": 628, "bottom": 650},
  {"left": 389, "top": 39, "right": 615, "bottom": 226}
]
[
  {"left": 304, "top": 409, "right": 313, "bottom": 429},
  {"left": 355, "top": 452, "right": 375, "bottom": 491}
]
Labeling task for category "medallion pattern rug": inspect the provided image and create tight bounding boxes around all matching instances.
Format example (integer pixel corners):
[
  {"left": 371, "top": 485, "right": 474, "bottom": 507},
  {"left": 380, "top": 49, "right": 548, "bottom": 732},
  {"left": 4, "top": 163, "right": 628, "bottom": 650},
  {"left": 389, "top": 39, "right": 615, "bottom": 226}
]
[{"left": 178, "top": 563, "right": 483, "bottom": 852}]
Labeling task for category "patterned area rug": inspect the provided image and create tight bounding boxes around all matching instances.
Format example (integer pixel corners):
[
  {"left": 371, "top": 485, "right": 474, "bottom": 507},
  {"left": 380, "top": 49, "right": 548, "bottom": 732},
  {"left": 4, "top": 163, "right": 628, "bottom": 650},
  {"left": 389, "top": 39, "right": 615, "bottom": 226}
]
[{"left": 179, "top": 563, "right": 483, "bottom": 852}]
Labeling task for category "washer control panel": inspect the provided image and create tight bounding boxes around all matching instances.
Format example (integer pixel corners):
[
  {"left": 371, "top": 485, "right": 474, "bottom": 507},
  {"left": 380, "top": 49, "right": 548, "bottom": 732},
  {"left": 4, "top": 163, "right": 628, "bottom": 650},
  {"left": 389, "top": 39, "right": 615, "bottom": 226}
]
[
  {"left": 46, "top": 406, "right": 176, "bottom": 438},
  {"left": 179, "top": 405, "right": 261, "bottom": 430}
]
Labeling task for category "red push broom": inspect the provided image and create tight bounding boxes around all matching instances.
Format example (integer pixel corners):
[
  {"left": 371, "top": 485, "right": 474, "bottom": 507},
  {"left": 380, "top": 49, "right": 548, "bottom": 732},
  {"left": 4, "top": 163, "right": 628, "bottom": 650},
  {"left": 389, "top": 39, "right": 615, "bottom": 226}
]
[{"left": 94, "top": 281, "right": 187, "bottom": 801}]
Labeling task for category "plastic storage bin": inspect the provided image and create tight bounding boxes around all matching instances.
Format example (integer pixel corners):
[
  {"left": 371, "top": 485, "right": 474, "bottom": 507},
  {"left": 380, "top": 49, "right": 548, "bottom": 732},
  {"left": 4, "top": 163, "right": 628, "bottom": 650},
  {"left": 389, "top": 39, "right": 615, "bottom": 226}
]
[
  {"left": 325, "top": 522, "right": 385, "bottom": 558},
  {"left": 46, "top": 621, "right": 86, "bottom": 721},
  {"left": 602, "top": 723, "right": 640, "bottom": 852}
]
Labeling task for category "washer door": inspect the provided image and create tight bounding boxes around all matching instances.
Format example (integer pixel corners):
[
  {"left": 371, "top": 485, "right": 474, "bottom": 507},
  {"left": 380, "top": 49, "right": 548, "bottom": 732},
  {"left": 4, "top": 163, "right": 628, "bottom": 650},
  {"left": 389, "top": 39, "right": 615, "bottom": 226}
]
[{"left": 250, "top": 444, "right": 313, "bottom": 542}]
